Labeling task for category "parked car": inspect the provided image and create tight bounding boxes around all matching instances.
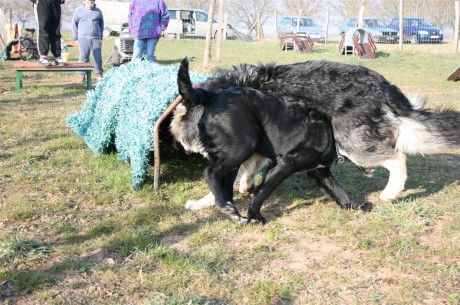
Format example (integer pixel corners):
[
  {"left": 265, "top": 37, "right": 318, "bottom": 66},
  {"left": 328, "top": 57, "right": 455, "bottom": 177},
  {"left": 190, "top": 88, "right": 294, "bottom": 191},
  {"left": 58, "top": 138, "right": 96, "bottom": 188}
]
[
  {"left": 278, "top": 16, "right": 325, "bottom": 43},
  {"left": 388, "top": 17, "right": 443, "bottom": 44},
  {"left": 114, "top": 8, "right": 236, "bottom": 62},
  {"left": 162, "top": 8, "right": 235, "bottom": 39},
  {"left": 340, "top": 18, "right": 398, "bottom": 43}
]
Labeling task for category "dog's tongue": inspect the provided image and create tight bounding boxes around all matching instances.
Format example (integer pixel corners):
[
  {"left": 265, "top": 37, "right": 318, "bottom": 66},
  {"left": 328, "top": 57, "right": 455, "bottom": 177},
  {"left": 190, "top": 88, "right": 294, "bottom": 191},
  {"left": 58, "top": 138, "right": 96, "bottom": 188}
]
[{"left": 363, "top": 167, "right": 375, "bottom": 176}]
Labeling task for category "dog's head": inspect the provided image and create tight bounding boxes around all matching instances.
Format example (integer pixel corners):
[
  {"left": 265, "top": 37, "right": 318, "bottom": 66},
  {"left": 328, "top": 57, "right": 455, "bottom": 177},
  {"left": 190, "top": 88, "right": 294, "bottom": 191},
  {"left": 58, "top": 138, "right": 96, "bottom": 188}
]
[
  {"left": 170, "top": 102, "right": 208, "bottom": 157},
  {"left": 170, "top": 57, "right": 209, "bottom": 157}
]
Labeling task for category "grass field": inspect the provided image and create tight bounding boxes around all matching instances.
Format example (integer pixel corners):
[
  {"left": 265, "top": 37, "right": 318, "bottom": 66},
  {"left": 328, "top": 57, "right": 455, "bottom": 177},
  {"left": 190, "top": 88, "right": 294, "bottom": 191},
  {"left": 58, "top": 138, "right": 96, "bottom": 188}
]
[{"left": 0, "top": 35, "right": 459, "bottom": 304}]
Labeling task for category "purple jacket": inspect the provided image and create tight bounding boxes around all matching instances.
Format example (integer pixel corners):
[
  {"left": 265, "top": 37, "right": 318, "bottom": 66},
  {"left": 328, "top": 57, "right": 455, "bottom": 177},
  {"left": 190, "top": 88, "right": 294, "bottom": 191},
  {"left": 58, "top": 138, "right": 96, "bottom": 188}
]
[{"left": 128, "top": 0, "right": 169, "bottom": 39}]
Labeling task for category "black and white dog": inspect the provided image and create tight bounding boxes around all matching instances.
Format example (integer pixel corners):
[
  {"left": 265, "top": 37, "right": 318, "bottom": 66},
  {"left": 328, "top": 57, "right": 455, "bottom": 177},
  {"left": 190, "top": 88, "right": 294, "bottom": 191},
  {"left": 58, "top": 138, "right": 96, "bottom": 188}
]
[
  {"left": 198, "top": 61, "right": 460, "bottom": 201},
  {"left": 174, "top": 57, "right": 371, "bottom": 224}
]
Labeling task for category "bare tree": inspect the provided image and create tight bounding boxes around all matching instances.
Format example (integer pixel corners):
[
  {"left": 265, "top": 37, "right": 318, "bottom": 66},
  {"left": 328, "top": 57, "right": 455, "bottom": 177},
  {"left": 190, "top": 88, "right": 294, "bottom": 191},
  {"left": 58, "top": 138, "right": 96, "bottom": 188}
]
[
  {"left": 330, "top": 0, "right": 380, "bottom": 20},
  {"left": 280, "top": 0, "right": 323, "bottom": 17},
  {"left": 0, "top": 0, "right": 34, "bottom": 26},
  {"left": 180, "top": 0, "right": 210, "bottom": 11},
  {"left": 227, "top": 0, "right": 275, "bottom": 36}
]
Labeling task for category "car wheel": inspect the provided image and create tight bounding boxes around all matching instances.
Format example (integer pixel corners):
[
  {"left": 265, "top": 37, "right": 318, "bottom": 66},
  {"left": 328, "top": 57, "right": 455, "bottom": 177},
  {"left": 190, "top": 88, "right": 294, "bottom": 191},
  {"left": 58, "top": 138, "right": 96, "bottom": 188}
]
[
  {"left": 103, "top": 28, "right": 112, "bottom": 37},
  {"left": 410, "top": 35, "right": 418, "bottom": 44}
]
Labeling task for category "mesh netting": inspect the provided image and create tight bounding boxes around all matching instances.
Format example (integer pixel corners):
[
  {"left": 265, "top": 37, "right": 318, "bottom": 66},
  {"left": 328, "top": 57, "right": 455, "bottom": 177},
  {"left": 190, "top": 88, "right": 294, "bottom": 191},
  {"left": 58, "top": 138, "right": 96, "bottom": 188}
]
[{"left": 67, "top": 60, "right": 210, "bottom": 189}]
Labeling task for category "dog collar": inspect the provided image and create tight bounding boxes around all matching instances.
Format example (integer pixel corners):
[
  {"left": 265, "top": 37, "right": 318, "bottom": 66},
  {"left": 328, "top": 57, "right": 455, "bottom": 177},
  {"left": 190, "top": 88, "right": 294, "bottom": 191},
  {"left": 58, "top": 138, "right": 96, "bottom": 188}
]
[{"left": 336, "top": 146, "right": 346, "bottom": 163}]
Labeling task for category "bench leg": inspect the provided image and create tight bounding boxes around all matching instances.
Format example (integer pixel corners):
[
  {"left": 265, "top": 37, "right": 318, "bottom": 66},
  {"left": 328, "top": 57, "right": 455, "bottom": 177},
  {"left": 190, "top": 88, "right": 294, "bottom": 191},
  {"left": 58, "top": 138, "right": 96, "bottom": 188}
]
[
  {"left": 16, "top": 71, "right": 23, "bottom": 93},
  {"left": 86, "top": 71, "right": 92, "bottom": 90}
]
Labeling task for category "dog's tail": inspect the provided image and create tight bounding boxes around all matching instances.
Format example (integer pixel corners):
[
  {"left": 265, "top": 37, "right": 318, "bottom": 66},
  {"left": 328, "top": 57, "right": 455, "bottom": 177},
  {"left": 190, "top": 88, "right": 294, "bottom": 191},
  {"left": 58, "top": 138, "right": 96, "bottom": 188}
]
[
  {"left": 178, "top": 56, "right": 202, "bottom": 107},
  {"left": 396, "top": 96, "right": 460, "bottom": 154}
]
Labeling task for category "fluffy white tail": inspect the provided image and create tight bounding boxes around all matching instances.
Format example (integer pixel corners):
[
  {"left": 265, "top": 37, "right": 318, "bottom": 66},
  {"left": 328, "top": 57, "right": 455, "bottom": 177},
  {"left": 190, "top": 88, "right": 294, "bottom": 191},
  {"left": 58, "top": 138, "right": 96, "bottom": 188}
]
[{"left": 396, "top": 94, "right": 460, "bottom": 154}]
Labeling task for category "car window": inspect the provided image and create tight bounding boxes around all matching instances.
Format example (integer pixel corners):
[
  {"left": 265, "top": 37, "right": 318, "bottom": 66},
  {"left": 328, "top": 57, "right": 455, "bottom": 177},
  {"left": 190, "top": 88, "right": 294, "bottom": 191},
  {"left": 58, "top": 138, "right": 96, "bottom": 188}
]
[
  {"left": 410, "top": 20, "right": 420, "bottom": 27},
  {"left": 348, "top": 19, "right": 357, "bottom": 26},
  {"left": 375, "top": 19, "right": 387, "bottom": 27},
  {"left": 299, "top": 18, "right": 311, "bottom": 26},
  {"left": 417, "top": 19, "right": 433, "bottom": 26},
  {"left": 196, "top": 11, "right": 208, "bottom": 23},
  {"left": 280, "top": 18, "right": 290, "bottom": 26},
  {"left": 169, "top": 10, "right": 176, "bottom": 20}
]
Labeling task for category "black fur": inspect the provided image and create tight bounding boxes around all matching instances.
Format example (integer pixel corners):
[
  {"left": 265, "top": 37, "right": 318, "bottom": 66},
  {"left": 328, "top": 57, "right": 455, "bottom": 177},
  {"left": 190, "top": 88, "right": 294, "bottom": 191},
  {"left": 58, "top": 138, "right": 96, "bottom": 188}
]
[
  {"left": 202, "top": 60, "right": 460, "bottom": 200},
  {"left": 176, "top": 57, "right": 371, "bottom": 224}
]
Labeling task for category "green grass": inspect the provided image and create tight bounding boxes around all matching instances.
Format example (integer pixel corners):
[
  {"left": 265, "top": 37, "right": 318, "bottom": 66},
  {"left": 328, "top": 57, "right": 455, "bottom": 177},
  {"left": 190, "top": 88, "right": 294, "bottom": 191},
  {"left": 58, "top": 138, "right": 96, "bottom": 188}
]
[{"left": 0, "top": 34, "right": 459, "bottom": 304}]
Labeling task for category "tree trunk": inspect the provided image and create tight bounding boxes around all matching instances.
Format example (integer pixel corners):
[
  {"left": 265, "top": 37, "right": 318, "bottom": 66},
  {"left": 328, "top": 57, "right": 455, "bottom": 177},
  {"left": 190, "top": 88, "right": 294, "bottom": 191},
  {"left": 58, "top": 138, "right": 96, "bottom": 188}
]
[
  {"left": 203, "top": 0, "right": 216, "bottom": 69},
  {"left": 216, "top": 0, "right": 224, "bottom": 64}
]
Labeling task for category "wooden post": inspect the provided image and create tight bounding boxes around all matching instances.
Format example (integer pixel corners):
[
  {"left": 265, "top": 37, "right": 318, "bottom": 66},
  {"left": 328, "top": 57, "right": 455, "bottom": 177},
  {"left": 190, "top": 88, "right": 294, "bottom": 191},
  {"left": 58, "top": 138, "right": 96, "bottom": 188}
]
[
  {"left": 455, "top": 1, "right": 459, "bottom": 53},
  {"left": 216, "top": 0, "right": 224, "bottom": 64},
  {"left": 176, "top": 9, "right": 180, "bottom": 40},
  {"left": 325, "top": 6, "right": 330, "bottom": 44},
  {"left": 203, "top": 0, "right": 216, "bottom": 69}
]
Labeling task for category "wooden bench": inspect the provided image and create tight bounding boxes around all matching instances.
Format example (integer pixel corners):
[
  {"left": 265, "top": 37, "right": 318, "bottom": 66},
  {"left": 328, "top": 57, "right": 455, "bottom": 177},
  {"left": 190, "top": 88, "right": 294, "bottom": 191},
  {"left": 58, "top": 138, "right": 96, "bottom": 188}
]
[
  {"left": 13, "top": 62, "right": 94, "bottom": 92},
  {"left": 446, "top": 65, "right": 460, "bottom": 81}
]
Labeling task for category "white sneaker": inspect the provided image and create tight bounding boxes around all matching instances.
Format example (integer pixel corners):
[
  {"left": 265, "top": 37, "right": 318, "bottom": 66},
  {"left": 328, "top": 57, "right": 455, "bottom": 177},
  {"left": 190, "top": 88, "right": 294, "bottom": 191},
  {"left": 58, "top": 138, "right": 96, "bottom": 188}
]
[
  {"left": 55, "top": 57, "right": 68, "bottom": 66},
  {"left": 39, "top": 57, "right": 51, "bottom": 66}
]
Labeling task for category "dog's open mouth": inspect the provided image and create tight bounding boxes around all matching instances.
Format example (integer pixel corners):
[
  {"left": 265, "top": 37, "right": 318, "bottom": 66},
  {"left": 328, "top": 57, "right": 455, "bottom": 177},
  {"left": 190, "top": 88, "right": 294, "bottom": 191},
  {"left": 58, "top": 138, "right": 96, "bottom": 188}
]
[{"left": 359, "top": 166, "right": 375, "bottom": 177}]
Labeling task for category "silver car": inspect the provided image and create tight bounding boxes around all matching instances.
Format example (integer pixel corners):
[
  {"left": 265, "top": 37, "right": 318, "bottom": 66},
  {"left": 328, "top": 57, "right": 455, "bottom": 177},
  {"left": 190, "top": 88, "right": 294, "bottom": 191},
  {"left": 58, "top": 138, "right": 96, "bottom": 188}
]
[
  {"left": 163, "top": 8, "right": 235, "bottom": 39},
  {"left": 278, "top": 16, "right": 325, "bottom": 43}
]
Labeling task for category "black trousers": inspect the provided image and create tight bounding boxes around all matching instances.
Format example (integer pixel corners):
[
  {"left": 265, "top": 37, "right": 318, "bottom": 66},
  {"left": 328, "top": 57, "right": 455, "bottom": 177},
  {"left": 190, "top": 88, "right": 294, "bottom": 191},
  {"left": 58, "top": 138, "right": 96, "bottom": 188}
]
[{"left": 35, "top": 0, "right": 62, "bottom": 58}]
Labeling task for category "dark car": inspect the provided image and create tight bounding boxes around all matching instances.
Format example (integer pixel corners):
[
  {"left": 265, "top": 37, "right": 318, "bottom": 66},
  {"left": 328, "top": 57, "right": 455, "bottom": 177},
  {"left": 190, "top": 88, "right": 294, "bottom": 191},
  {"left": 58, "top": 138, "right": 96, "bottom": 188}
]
[
  {"left": 388, "top": 17, "right": 443, "bottom": 44},
  {"left": 340, "top": 18, "right": 398, "bottom": 43}
]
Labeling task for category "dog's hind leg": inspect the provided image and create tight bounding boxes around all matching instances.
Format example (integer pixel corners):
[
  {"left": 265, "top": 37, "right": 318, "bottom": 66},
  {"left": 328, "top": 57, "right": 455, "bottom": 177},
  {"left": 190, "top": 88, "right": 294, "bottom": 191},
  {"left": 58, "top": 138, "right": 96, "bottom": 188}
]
[
  {"left": 246, "top": 158, "right": 298, "bottom": 224},
  {"left": 308, "top": 168, "right": 372, "bottom": 211},
  {"left": 379, "top": 152, "right": 407, "bottom": 201},
  {"left": 237, "top": 154, "right": 268, "bottom": 194}
]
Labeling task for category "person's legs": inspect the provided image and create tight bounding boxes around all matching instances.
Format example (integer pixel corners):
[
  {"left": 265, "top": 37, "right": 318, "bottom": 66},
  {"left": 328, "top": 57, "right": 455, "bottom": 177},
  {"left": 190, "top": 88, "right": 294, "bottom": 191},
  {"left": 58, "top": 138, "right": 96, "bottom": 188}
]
[
  {"left": 132, "top": 39, "right": 146, "bottom": 60},
  {"left": 145, "top": 38, "right": 159, "bottom": 62},
  {"left": 35, "top": 1, "right": 51, "bottom": 61},
  {"left": 77, "top": 38, "right": 91, "bottom": 81},
  {"left": 49, "top": 0, "right": 62, "bottom": 59},
  {"left": 78, "top": 38, "right": 91, "bottom": 63},
  {"left": 91, "top": 39, "right": 103, "bottom": 79}
]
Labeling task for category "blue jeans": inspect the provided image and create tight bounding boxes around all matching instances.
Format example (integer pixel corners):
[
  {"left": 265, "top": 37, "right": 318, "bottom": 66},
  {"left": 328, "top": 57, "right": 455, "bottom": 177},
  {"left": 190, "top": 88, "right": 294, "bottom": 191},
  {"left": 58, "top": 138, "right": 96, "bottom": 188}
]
[
  {"left": 133, "top": 38, "right": 159, "bottom": 62},
  {"left": 78, "top": 38, "right": 103, "bottom": 74}
]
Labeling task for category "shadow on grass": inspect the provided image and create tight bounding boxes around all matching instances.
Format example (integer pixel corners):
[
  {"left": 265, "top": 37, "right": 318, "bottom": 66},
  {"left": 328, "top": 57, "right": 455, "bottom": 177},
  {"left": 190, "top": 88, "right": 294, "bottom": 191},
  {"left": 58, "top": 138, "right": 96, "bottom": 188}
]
[
  {"left": 1, "top": 202, "right": 227, "bottom": 302},
  {"left": 1, "top": 150, "right": 457, "bottom": 300},
  {"left": 195, "top": 152, "right": 460, "bottom": 224}
]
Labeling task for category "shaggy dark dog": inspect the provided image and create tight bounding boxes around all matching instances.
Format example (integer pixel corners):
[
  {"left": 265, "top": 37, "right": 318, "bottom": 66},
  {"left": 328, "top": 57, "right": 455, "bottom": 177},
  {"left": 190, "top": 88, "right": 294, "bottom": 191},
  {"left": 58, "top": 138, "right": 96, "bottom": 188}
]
[
  {"left": 201, "top": 61, "right": 460, "bottom": 201},
  {"left": 176, "top": 57, "right": 371, "bottom": 224}
]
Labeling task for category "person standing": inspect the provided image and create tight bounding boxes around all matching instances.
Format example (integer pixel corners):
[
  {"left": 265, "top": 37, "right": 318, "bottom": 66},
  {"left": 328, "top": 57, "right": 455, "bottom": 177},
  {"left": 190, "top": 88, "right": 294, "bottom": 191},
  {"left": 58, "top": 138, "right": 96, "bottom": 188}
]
[
  {"left": 31, "top": 0, "right": 67, "bottom": 66},
  {"left": 128, "top": 0, "right": 170, "bottom": 63},
  {"left": 72, "top": 0, "right": 104, "bottom": 81}
]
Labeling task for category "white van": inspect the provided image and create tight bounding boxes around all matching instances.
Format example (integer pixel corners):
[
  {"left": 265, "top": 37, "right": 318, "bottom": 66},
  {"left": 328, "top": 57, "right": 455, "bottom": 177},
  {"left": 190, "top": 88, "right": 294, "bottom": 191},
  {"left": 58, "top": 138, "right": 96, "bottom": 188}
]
[
  {"left": 163, "top": 8, "right": 234, "bottom": 39},
  {"left": 96, "top": 0, "right": 130, "bottom": 37}
]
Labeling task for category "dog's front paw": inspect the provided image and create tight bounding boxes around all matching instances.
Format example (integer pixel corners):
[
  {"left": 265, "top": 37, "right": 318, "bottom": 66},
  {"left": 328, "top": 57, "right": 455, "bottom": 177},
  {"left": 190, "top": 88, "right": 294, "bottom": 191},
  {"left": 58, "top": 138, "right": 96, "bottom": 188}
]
[
  {"left": 357, "top": 201, "right": 373, "bottom": 212},
  {"left": 219, "top": 202, "right": 248, "bottom": 224},
  {"left": 343, "top": 201, "right": 373, "bottom": 212},
  {"left": 247, "top": 209, "right": 266, "bottom": 225}
]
